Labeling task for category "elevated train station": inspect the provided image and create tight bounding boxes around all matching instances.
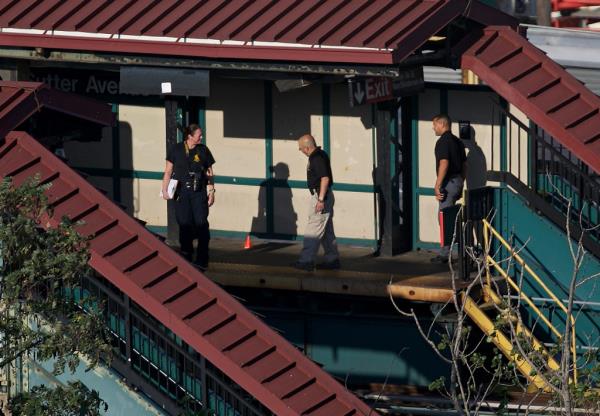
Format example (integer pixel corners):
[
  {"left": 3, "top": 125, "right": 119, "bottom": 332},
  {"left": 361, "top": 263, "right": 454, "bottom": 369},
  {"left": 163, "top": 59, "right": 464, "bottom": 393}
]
[{"left": 0, "top": 1, "right": 599, "bottom": 415}]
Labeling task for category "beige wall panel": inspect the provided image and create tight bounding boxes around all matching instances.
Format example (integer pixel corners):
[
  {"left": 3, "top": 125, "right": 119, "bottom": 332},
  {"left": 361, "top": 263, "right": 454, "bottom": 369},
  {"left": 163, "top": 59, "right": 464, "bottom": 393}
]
[
  {"left": 274, "top": 188, "right": 310, "bottom": 235},
  {"left": 417, "top": 89, "right": 441, "bottom": 188},
  {"left": 285, "top": 189, "right": 374, "bottom": 240},
  {"left": 210, "top": 184, "right": 264, "bottom": 233},
  {"left": 119, "top": 104, "right": 165, "bottom": 172},
  {"left": 206, "top": 78, "right": 265, "bottom": 178},
  {"left": 331, "top": 191, "right": 375, "bottom": 239},
  {"left": 120, "top": 178, "right": 167, "bottom": 227},
  {"left": 448, "top": 90, "right": 500, "bottom": 189},
  {"left": 273, "top": 186, "right": 301, "bottom": 236},
  {"left": 419, "top": 195, "right": 440, "bottom": 243},
  {"left": 272, "top": 84, "right": 323, "bottom": 182},
  {"left": 508, "top": 104, "right": 530, "bottom": 185},
  {"left": 64, "top": 125, "right": 112, "bottom": 169},
  {"left": 330, "top": 83, "right": 374, "bottom": 185}
]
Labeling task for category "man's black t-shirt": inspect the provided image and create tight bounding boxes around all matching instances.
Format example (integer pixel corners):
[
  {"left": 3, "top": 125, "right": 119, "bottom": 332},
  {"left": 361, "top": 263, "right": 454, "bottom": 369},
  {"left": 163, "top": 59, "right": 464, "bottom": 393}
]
[
  {"left": 307, "top": 147, "right": 333, "bottom": 191},
  {"left": 167, "top": 142, "right": 215, "bottom": 182},
  {"left": 435, "top": 131, "right": 466, "bottom": 179}
]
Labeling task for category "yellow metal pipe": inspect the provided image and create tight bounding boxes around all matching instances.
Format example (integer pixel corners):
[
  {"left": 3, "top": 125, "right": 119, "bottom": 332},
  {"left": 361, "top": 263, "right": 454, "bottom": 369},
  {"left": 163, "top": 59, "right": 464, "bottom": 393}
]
[
  {"left": 483, "top": 220, "right": 578, "bottom": 382},
  {"left": 488, "top": 258, "right": 563, "bottom": 340}
]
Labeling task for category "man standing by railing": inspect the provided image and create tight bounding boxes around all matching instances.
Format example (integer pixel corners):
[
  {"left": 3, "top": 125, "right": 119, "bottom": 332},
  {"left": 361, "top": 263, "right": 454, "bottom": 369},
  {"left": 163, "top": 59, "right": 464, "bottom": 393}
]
[{"left": 432, "top": 114, "right": 466, "bottom": 263}]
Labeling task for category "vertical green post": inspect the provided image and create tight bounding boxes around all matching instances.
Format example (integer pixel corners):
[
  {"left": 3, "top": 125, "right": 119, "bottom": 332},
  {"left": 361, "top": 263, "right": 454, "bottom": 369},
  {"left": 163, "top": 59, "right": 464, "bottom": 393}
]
[
  {"left": 176, "top": 105, "right": 183, "bottom": 144},
  {"left": 371, "top": 103, "right": 378, "bottom": 245},
  {"left": 111, "top": 103, "right": 121, "bottom": 202},
  {"left": 500, "top": 98, "right": 508, "bottom": 172},
  {"left": 198, "top": 97, "right": 206, "bottom": 144},
  {"left": 322, "top": 84, "right": 331, "bottom": 154},
  {"left": 265, "top": 81, "right": 274, "bottom": 235},
  {"left": 411, "top": 95, "right": 419, "bottom": 249}
]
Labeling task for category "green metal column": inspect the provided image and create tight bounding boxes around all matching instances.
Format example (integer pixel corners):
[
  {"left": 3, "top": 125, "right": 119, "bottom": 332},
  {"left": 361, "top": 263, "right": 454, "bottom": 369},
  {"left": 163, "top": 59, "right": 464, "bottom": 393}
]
[
  {"left": 264, "top": 81, "right": 274, "bottom": 235},
  {"left": 111, "top": 103, "right": 120, "bottom": 202},
  {"left": 322, "top": 84, "right": 331, "bottom": 154}
]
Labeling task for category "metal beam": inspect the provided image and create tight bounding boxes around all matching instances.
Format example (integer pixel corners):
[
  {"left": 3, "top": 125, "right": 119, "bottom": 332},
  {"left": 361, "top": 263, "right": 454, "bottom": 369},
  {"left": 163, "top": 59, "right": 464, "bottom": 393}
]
[
  {"left": 0, "top": 32, "right": 394, "bottom": 67},
  {"left": 0, "top": 46, "right": 400, "bottom": 77}
]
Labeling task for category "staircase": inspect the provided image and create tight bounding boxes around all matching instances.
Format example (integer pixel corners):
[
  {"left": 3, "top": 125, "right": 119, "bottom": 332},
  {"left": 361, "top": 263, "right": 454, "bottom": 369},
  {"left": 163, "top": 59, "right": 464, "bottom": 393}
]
[
  {"left": 461, "top": 218, "right": 576, "bottom": 392},
  {"left": 0, "top": 131, "right": 377, "bottom": 416}
]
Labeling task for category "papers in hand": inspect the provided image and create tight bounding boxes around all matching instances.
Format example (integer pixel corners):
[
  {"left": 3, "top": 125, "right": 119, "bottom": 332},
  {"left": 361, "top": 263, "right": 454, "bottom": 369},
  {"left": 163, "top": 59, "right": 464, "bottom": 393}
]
[{"left": 160, "top": 179, "right": 178, "bottom": 199}]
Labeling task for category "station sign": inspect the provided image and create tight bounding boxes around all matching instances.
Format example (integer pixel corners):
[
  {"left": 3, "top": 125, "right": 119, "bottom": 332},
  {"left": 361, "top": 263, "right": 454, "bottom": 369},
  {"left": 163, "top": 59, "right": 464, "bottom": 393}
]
[
  {"left": 348, "top": 67, "right": 424, "bottom": 107},
  {"left": 348, "top": 77, "right": 392, "bottom": 107}
]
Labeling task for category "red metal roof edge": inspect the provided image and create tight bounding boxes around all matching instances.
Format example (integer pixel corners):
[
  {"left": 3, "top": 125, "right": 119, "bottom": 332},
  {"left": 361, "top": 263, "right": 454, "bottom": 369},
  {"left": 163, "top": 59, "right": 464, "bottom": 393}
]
[
  {"left": 1, "top": 130, "right": 377, "bottom": 416},
  {"left": 461, "top": 26, "right": 600, "bottom": 174},
  {"left": 0, "top": 32, "right": 393, "bottom": 65},
  {"left": 392, "top": 0, "right": 465, "bottom": 63},
  {"left": 0, "top": 1, "right": 519, "bottom": 67},
  {"left": 462, "top": 1, "right": 519, "bottom": 28},
  {"left": 0, "top": 81, "right": 113, "bottom": 138}
]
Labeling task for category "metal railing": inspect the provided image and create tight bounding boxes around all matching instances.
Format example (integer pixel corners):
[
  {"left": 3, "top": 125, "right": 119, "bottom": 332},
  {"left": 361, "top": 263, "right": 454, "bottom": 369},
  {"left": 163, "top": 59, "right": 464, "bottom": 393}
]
[
  {"left": 494, "top": 103, "right": 600, "bottom": 247},
  {"left": 482, "top": 219, "right": 578, "bottom": 382},
  {"left": 78, "top": 274, "right": 271, "bottom": 416}
]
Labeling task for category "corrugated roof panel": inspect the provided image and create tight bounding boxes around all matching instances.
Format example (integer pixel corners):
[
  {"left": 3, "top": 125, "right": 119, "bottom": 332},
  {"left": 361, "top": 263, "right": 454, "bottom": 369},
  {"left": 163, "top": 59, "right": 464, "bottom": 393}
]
[
  {"left": 225, "top": 335, "right": 274, "bottom": 367},
  {"left": 187, "top": 303, "right": 236, "bottom": 335},
  {"left": 206, "top": 319, "right": 255, "bottom": 351},
  {"left": 265, "top": 366, "right": 314, "bottom": 399},
  {"left": 145, "top": 273, "right": 194, "bottom": 304},
  {"left": 0, "top": 0, "right": 516, "bottom": 64},
  {"left": 11, "top": 160, "right": 57, "bottom": 186},
  {"left": 107, "top": 239, "right": 156, "bottom": 272},
  {"left": 299, "top": 0, "right": 370, "bottom": 46},
  {"left": 309, "top": 399, "right": 355, "bottom": 416},
  {"left": 89, "top": 225, "right": 135, "bottom": 256},
  {"left": 245, "top": 349, "right": 293, "bottom": 382},
  {"left": 566, "top": 68, "right": 600, "bottom": 95},
  {"left": 0, "top": 131, "right": 378, "bottom": 415},
  {"left": 51, "top": 192, "right": 97, "bottom": 221},
  {"left": 166, "top": 288, "right": 215, "bottom": 320},
  {"left": 462, "top": 26, "right": 600, "bottom": 174},
  {"left": 74, "top": 208, "right": 116, "bottom": 238},
  {"left": 0, "top": 82, "right": 113, "bottom": 139},
  {"left": 285, "top": 383, "right": 334, "bottom": 414}
]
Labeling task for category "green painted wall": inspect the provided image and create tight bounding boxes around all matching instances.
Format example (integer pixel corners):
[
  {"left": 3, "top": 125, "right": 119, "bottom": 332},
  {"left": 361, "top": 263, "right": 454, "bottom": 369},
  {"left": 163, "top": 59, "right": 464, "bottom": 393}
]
[{"left": 493, "top": 186, "right": 600, "bottom": 350}]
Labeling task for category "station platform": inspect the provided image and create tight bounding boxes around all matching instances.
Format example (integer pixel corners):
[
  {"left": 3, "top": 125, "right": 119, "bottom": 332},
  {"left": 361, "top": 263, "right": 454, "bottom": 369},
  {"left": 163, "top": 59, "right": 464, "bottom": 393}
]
[{"left": 198, "top": 238, "right": 468, "bottom": 303}]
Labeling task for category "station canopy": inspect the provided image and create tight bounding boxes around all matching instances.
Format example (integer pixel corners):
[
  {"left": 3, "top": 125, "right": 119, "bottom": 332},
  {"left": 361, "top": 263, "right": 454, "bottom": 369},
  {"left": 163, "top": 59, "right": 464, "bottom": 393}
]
[{"left": 0, "top": 0, "right": 515, "bottom": 65}]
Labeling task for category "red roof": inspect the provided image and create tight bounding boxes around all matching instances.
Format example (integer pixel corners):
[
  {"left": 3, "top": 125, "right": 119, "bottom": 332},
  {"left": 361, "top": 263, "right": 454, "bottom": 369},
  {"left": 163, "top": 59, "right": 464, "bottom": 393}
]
[
  {"left": 0, "top": 81, "right": 113, "bottom": 138},
  {"left": 0, "top": 129, "right": 377, "bottom": 415},
  {"left": 462, "top": 26, "right": 600, "bottom": 174},
  {"left": 0, "top": 0, "right": 515, "bottom": 65}
]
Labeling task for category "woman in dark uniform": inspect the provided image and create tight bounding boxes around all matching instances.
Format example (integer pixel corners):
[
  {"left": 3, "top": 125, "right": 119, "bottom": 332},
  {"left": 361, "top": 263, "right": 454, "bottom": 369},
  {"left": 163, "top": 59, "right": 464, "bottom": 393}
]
[{"left": 162, "top": 124, "right": 215, "bottom": 270}]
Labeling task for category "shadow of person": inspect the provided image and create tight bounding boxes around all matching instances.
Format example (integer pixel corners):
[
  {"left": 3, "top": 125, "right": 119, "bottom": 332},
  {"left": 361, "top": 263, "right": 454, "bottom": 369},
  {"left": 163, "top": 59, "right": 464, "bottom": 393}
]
[
  {"left": 251, "top": 162, "right": 297, "bottom": 244},
  {"left": 463, "top": 126, "right": 487, "bottom": 190}
]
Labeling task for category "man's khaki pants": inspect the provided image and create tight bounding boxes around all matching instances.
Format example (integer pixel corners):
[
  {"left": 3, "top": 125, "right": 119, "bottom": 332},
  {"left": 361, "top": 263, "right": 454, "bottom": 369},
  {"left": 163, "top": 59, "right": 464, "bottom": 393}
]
[{"left": 298, "top": 192, "right": 339, "bottom": 264}]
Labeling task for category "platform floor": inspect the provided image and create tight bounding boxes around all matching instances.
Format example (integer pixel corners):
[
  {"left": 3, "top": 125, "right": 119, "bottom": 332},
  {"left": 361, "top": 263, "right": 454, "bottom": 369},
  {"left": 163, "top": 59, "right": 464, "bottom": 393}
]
[{"left": 197, "top": 237, "right": 469, "bottom": 302}]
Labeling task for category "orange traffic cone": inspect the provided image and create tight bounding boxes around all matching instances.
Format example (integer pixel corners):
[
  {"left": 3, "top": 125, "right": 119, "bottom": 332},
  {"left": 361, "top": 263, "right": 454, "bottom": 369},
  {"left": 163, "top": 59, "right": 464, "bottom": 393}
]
[{"left": 243, "top": 234, "right": 252, "bottom": 250}]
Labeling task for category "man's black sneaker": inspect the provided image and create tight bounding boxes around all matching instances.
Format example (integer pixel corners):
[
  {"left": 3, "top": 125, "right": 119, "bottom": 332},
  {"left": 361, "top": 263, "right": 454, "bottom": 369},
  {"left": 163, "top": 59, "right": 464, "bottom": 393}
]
[
  {"left": 316, "top": 259, "right": 341, "bottom": 270},
  {"left": 291, "top": 261, "right": 314, "bottom": 272}
]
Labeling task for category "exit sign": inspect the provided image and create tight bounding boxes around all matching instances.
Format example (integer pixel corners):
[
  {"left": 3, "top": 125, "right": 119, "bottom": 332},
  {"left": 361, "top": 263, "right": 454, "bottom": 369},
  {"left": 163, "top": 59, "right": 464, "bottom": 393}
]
[{"left": 348, "top": 77, "right": 393, "bottom": 107}]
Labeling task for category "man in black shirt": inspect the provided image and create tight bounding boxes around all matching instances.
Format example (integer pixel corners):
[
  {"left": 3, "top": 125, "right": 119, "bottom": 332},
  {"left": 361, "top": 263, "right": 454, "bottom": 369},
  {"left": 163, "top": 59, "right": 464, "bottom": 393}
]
[
  {"left": 432, "top": 114, "right": 466, "bottom": 262},
  {"left": 162, "top": 124, "right": 215, "bottom": 270},
  {"left": 293, "top": 134, "right": 340, "bottom": 271}
]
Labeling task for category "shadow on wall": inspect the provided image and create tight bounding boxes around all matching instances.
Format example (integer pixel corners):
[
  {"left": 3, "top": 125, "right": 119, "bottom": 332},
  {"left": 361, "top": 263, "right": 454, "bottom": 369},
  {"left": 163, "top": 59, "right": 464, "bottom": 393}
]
[
  {"left": 116, "top": 121, "right": 134, "bottom": 217},
  {"left": 463, "top": 126, "right": 487, "bottom": 190},
  {"left": 209, "top": 78, "right": 374, "bottom": 141},
  {"left": 251, "top": 162, "right": 297, "bottom": 236}
]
